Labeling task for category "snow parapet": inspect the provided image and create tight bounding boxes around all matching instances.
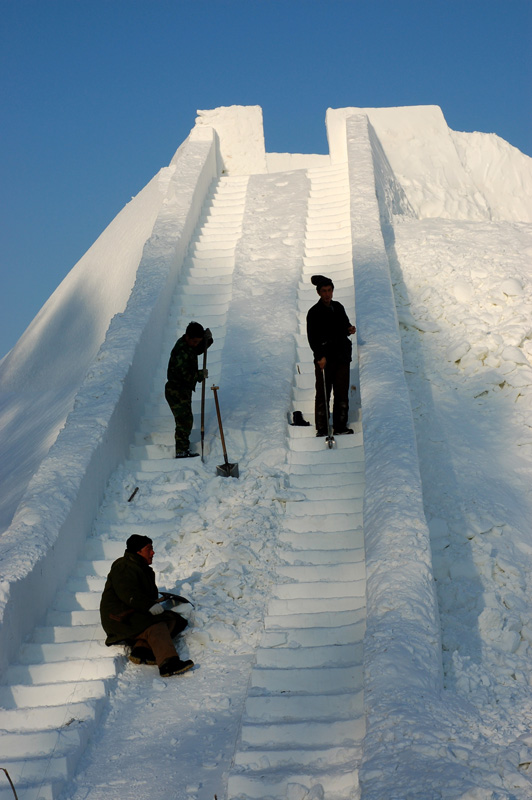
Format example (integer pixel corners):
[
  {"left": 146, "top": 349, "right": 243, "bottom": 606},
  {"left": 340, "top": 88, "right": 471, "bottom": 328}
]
[
  {"left": 194, "top": 105, "right": 267, "bottom": 176},
  {"left": 343, "top": 113, "right": 444, "bottom": 798}
]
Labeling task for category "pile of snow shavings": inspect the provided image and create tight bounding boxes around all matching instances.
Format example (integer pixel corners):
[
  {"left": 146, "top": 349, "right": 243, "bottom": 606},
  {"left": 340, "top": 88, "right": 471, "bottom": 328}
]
[{"left": 96, "top": 459, "right": 299, "bottom": 658}]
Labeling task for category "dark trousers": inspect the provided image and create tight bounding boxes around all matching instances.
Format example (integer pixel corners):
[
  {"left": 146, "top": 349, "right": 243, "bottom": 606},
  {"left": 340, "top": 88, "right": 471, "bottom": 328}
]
[
  {"left": 134, "top": 615, "right": 188, "bottom": 667},
  {"left": 314, "top": 361, "right": 350, "bottom": 433},
  {"left": 165, "top": 385, "right": 193, "bottom": 452}
]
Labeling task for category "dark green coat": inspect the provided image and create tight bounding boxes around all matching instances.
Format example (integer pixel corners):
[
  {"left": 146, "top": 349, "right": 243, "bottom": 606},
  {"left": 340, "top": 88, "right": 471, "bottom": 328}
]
[
  {"left": 100, "top": 551, "right": 177, "bottom": 645},
  {"left": 166, "top": 335, "right": 204, "bottom": 392}
]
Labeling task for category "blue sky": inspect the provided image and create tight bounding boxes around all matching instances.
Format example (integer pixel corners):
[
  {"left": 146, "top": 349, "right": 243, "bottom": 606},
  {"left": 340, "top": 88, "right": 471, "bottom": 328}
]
[{"left": 1, "top": 0, "right": 530, "bottom": 358}]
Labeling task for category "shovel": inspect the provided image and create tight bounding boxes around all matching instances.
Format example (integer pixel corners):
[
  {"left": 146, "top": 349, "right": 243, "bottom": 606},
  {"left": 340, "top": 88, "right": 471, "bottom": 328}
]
[
  {"left": 200, "top": 346, "right": 207, "bottom": 462},
  {"left": 211, "top": 385, "right": 239, "bottom": 478}
]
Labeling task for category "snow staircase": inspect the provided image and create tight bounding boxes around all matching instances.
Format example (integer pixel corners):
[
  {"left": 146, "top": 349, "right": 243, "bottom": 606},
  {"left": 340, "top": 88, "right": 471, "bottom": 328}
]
[
  {"left": 0, "top": 176, "right": 248, "bottom": 800},
  {"left": 133, "top": 174, "right": 249, "bottom": 461},
  {"left": 227, "top": 164, "right": 366, "bottom": 799}
]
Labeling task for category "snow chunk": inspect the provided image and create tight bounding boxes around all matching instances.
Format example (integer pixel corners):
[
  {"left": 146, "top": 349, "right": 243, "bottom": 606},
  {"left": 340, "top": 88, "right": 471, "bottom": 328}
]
[
  {"left": 453, "top": 280, "right": 474, "bottom": 303},
  {"left": 501, "top": 278, "right": 524, "bottom": 297},
  {"left": 501, "top": 346, "right": 529, "bottom": 366}
]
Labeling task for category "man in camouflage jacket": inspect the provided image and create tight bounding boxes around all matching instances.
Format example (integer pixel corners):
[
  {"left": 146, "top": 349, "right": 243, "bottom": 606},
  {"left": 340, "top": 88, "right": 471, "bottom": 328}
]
[{"left": 165, "top": 321, "right": 213, "bottom": 458}]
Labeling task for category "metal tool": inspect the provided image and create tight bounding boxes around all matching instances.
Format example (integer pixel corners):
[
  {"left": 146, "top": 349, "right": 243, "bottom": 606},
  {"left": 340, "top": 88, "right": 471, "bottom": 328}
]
[{"left": 211, "top": 385, "right": 239, "bottom": 478}]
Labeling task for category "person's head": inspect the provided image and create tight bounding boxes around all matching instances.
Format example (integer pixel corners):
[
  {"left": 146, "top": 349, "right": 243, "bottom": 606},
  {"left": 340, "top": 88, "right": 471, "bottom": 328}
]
[
  {"left": 126, "top": 534, "right": 154, "bottom": 565},
  {"left": 311, "top": 275, "right": 334, "bottom": 306},
  {"left": 185, "top": 321, "right": 204, "bottom": 348}
]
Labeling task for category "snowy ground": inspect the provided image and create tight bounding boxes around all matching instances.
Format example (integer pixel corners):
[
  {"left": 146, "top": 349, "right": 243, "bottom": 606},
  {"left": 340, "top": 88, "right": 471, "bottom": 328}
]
[{"left": 387, "top": 217, "right": 532, "bottom": 797}]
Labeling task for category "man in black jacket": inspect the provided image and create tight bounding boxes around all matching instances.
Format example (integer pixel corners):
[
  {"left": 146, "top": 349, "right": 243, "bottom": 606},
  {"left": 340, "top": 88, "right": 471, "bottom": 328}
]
[
  {"left": 306, "top": 275, "right": 356, "bottom": 437},
  {"left": 100, "top": 534, "right": 193, "bottom": 677}
]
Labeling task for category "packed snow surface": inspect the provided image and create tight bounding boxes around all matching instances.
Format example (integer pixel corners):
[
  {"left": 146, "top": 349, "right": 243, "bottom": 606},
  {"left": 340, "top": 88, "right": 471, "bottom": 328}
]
[{"left": 1, "top": 105, "right": 532, "bottom": 799}]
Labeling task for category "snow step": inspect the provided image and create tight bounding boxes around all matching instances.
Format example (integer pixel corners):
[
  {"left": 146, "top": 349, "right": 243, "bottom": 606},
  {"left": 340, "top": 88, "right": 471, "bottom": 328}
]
[
  {"left": 288, "top": 448, "right": 364, "bottom": 467},
  {"left": 227, "top": 768, "right": 360, "bottom": 800},
  {"left": 1, "top": 725, "right": 86, "bottom": 760},
  {"left": 288, "top": 432, "right": 362, "bottom": 451},
  {"left": 284, "top": 498, "right": 363, "bottom": 516},
  {"left": 18, "top": 640, "right": 113, "bottom": 664},
  {"left": 267, "top": 594, "right": 364, "bottom": 616},
  {"left": 278, "top": 547, "right": 364, "bottom": 565},
  {"left": 233, "top": 744, "right": 360, "bottom": 771},
  {"left": 288, "top": 471, "right": 364, "bottom": 489},
  {"left": 284, "top": 512, "right": 363, "bottom": 533},
  {"left": 287, "top": 482, "right": 365, "bottom": 501},
  {"left": 276, "top": 563, "right": 365, "bottom": 582},
  {"left": 288, "top": 459, "right": 365, "bottom": 476},
  {"left": 0, "top": 699, "right": 104, "bottom": 732},
  {"left": 32, "top": 624, "right": 103, "bottom": 644},
  {"left": 0, "top": 679, "right": 109, "bottom": 709},
  {"left": 278, "top": 530, "right": 363, "bottom": 550},
  {"left": 272, "top": 580, "right": 365, "bottom": 600},
  {"left": 265, "top": 608, "right": 365, "bottom": 630},
  {"left": 240, "top": 718, "right": 364, "bottom": 748},
  {"left": 260, "top": 622, "right": 365, "bottom": 649},
  {"left": 254, "top": 643, "right": 362, "bottom": 670},
  {"left": 6, "top": 658, "right": 117, "bottom": 686},
  {"left": 245, "top": 690, "right": 363, "bottom": 722},
  {"left": 0, "top": 776, "right": 61, "bottom": 800}
]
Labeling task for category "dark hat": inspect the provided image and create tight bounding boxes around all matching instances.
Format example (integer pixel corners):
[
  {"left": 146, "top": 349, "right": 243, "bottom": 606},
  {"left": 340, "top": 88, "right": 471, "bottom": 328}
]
[
  {"left": 186, "top": 321, "right": 205, "bottom": 338},
  {"left": 126, "top": 534, "right": 153, "bottom": 553},
  {"left": 311, "top": 275, "right": 334, "bottom": 291}
]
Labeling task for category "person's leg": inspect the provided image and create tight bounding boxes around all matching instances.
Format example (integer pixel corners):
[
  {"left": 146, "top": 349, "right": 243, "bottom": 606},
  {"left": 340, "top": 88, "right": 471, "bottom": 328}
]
[
  {"left": 314, "top": 363, "right": 331, "bottom": 434},
  {"left": 332, "top": 362, "right": 351, "bottom": 433},
  {"left": 165, "top": 387, "right": 193, "bottom": 453},
  {"left": 136, "top": 622, "right": 178, "bottom": 667}
]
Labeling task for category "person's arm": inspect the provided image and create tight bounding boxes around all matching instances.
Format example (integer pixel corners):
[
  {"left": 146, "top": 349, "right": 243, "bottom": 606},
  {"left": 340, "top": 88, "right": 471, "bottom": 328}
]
[
  {"left": 111, "top": 562, "right": 156, "bottom": 612},
  {"left": 307, "top": 308, "right": 327, "bottom": 364}
]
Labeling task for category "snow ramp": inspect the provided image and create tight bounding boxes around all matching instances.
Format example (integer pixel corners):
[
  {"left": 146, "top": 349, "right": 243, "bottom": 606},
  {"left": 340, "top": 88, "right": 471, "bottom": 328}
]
[{"left": 0, "top": 108, "right": 440, "bottom": 800}]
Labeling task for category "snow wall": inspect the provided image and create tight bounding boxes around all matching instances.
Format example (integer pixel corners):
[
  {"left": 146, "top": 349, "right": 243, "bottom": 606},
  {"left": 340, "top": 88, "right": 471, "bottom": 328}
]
[
  {"left": 0, "top": 169, "right": 171, "bottom": 538},
  {"left": 0, "top": 127, "right": 219, "bottom": 674},
  {"left": 337, "top": 112, "right": 444, "bottom": 796}
]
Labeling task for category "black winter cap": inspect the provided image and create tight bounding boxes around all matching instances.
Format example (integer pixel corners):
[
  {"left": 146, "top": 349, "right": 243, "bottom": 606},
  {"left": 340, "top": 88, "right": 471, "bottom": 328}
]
[
  {"left": 126, "top": 534, "right": 153, "bottom": 553},
  {"left": 311, "top": 275, "right": 334, "bottom": 291}
]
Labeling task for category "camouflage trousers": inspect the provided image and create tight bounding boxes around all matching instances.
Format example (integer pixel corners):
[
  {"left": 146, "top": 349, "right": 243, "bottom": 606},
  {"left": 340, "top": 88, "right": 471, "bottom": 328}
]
[{"left": 165, "top": 385, "right": 193, "bottom": 452}]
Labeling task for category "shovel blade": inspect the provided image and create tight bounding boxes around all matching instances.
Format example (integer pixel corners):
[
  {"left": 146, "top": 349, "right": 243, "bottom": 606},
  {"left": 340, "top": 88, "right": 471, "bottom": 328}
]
[{"left": 216, "top": 462, "right": 239, "bottom": 479}]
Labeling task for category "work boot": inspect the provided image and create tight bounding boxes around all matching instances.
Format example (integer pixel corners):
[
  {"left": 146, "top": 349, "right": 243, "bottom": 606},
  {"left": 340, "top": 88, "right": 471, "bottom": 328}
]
[
  {"left": 129, "top": 646, "right": 157, "bottom": 666},
  {"left": 175, "top": 449, "right": 200, "bottom": 458},
  {"left": 159, "top": 656, "right": 194, "bottom": 677}
]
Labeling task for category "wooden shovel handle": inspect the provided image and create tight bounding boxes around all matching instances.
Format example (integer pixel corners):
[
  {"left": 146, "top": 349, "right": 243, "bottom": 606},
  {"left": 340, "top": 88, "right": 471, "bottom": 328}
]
[{"left": 211, "top": 385, "right": 229, "bottom": 464}]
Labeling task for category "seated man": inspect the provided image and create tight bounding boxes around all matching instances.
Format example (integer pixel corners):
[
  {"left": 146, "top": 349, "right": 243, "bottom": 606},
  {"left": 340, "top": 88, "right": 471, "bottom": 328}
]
[{"left": 100, "top": 534, "right": 193, "bottom": 677}]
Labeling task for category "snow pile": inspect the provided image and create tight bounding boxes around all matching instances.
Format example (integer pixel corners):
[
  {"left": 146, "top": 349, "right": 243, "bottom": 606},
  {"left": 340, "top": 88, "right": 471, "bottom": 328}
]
[
  {"left": 194, "top": 105, "right": 267, "bottom": 176},
  {"left": 327, "top": 104, "right": 532, "bottom": 223},
  {"left": 386, "top": 215, "right": 532, "bottom": 796}
]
